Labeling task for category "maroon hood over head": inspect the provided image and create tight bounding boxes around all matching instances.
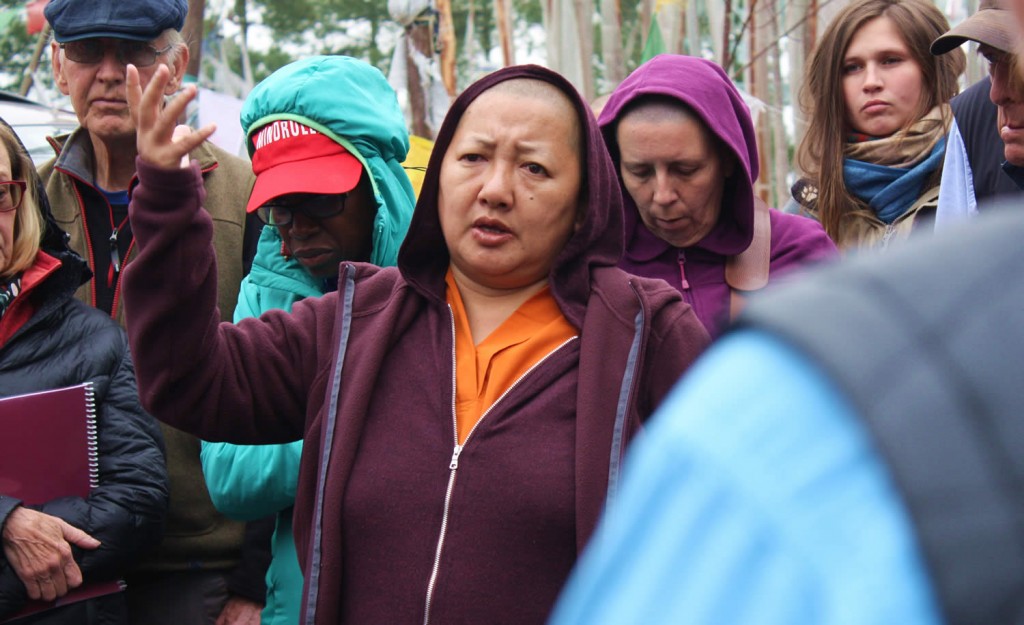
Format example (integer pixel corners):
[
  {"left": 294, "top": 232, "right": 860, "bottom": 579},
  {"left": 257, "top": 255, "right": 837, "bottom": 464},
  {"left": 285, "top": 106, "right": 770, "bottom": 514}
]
[{"left": 398, "top": 64, "right": 624, "bottom": 329}]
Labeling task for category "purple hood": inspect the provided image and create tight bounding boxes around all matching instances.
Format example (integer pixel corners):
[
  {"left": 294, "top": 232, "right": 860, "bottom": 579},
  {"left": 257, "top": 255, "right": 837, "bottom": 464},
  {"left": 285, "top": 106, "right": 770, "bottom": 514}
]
[{"left": 599, "top": 54, "right": 758, "bottom": 257}]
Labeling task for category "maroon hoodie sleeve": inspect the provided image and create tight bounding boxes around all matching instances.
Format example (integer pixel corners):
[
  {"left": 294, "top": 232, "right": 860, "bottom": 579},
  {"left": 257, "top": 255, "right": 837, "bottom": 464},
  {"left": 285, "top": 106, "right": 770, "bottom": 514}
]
[
  {"left": 124, "top": 157, "right": 334, "bottom": 445},
  {"left": 767, "top": 209, "right": 840, "bottom": 282}
]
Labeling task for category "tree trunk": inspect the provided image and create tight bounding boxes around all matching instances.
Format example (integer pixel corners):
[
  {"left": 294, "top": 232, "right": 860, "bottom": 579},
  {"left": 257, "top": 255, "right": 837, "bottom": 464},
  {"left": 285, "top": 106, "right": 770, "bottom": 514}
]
[
  {"left": 751, "top": 0, "right": 771, "bottom": 202},
  {"left": 177, "top": 0, "right": 204, "bottom": 125},
  {"left": 768, "top": 0, "right": 788, "bottom": 208},
  {"left": 437, "top": 0, "right": 458, "bottom": 96},
  {"left": 788, "top": 0, "right": 810, "bottom": 156},
  {"left": 406, "top": 19, "right": 433, "bottom": 138},
  {"left": 658, "top": 0, "right": 682, "bottom": 55},
  {"left": 19, "top": 26, "right": 50, "bottom": 97},
  {"left": 721, "top": 0, "right": 732, "bottom": 68},
  {"left": 805, "top": 0, "right": 817, "bottom": 59},
  {"left": 573, "top": 0, "right": 595, "bottom": 99},
  {"left": 495, "top": 0, "right": 515, "bottom": 66},
  {"left": 464, "top": 0, "right": 477, "bottom": 68},
  {"left": 234, "top": 0, "right": 253, "bottom": 91},
  {"left": 543, "top": 0, "right": 588, "bottom": 97},
  {"left": 705, "top": 0, "right": 725, "bottom": 65},
  {"left": 183, "top": 0, "right": 205, "bottom": 80},
  {"left": 600, "top": 0, "right": 625, "bottom": 87}
]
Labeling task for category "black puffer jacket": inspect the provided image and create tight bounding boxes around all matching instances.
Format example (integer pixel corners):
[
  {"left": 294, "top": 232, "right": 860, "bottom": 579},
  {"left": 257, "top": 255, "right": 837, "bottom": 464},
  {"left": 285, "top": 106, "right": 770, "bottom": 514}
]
[{"left": 0, "top": 120, "right": 168, "bottom": 624}]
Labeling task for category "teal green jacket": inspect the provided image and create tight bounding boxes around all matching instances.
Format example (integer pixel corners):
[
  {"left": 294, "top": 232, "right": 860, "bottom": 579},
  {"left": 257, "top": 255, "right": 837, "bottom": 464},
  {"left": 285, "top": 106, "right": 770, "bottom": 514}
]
[
  {"left": 200, "top": 227, "right": 316, "bottom": 625},
  {"left": 199, "top": 55, "right": 415, "bottom": 625}
]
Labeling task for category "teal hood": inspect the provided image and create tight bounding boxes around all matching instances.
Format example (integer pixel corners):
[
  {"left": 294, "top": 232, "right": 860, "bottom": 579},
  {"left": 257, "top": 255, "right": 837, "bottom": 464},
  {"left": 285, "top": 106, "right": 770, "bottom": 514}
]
[{"left": 240, "top": 55, "right": 415, "bottom": 267}]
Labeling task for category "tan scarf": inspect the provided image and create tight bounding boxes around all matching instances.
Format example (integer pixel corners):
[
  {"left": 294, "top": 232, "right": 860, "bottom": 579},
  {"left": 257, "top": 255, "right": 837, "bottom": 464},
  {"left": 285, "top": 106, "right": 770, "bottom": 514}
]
[{"left": 844, "top": 105, "right": 951, "bottom": 168}]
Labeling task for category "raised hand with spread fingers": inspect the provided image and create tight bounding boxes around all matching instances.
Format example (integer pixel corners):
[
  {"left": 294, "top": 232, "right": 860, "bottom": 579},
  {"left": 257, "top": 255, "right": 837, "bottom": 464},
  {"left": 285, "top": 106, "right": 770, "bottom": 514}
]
[{"left": 126, "top": 63, "right": 215, "bottom": 171}]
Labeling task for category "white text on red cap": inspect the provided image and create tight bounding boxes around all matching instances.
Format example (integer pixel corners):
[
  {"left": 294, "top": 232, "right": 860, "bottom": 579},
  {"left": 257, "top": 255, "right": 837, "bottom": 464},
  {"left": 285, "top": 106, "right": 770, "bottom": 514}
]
[{"left": 254, "top": 121, "right": 321, "bottom": 150}]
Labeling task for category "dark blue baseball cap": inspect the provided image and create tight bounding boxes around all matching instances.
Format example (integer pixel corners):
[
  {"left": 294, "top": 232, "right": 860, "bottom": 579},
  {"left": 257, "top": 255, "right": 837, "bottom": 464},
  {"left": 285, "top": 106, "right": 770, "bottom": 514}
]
[{"left": 45, "top": 0, "right": 188, "bottom": 43}]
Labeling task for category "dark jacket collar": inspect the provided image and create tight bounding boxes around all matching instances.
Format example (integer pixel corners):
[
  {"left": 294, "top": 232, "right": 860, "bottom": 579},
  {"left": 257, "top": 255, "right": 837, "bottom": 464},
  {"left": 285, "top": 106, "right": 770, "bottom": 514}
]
[{"left": 1002, "top": 160, "right": 1024, "bottom": 190}]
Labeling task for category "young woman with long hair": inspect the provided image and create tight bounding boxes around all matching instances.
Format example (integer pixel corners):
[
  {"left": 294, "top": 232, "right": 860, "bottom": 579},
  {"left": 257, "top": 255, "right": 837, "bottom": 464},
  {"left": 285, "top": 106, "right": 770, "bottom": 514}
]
[{"left": 793, "top": 0, "right": 965, "bottom": 250}]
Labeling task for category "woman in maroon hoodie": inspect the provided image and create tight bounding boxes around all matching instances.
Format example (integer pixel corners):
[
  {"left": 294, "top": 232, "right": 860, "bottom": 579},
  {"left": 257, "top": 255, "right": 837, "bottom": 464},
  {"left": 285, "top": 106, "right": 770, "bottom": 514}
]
[
  {"left": 599, "top": 54, "right": 838, "bottom": 337},
  {"left": 120, "top": 61, "right": 709, "bottom": 624}
]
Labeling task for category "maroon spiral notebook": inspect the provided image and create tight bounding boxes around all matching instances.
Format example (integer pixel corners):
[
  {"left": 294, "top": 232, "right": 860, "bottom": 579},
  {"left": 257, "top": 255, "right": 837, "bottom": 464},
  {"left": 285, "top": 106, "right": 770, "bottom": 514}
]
[{"left": 0, "top": 383, "right": 124, "bottom": 622}]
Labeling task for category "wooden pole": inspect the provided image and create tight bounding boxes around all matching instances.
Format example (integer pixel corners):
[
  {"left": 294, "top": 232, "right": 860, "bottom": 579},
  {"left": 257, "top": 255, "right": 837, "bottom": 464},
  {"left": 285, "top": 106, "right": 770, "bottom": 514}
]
[
  {"left": 752, "top": 0, "right": 771, "bottom": 202},
  {"left": 183, "top": 0, "right": 206, "bottom": 80},
  {"left": 437, "top": 0, "right": 457, "bottom": 96},
  {"left": 179, "top": 0, "right": 206, "bottom": 125},
  {"left": 19, "top": 25, "right": 51, "bottom": 97},
  {"left": 788, "top": 0, "right": 810, "bottom": 152},
  {"left": 495, "top": 0, "right": 515, "bottom": 66},
  {"left": 406, "top": 17, "right": 433, "bottom": 137},
  {"left": 806, "top": 0, "right": 817, "bottom": 59},
  {"left": 768, "top": 0, "right": 787, "bottom": 209},
  {"left": 235, "top": 0, "right": 253, "bottom": 90}
]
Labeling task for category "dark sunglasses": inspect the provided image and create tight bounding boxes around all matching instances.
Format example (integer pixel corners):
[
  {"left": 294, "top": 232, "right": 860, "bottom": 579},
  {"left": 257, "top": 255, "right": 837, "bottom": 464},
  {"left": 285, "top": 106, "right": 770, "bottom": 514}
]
[
  {"left": 256, "top": 193, "right": 347, "bottom": 226},
  {"left": 0, "top": 181, "right": 26, "bottom": 213},
  {"left": 60, "top": 39, "right": 174, "bottom": 67}
]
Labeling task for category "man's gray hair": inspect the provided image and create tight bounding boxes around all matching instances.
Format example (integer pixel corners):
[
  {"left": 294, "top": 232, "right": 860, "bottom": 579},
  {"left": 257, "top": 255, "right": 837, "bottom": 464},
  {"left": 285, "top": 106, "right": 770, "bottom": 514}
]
[{"left": 159, "top": 28, "right": 186, "bottom": 66}]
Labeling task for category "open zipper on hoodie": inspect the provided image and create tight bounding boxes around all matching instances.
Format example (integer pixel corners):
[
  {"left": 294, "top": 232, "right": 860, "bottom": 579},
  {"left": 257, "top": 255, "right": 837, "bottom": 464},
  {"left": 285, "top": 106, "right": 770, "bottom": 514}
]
[{"left": 421, "top": 306, "right": 578, "bottom": 625}]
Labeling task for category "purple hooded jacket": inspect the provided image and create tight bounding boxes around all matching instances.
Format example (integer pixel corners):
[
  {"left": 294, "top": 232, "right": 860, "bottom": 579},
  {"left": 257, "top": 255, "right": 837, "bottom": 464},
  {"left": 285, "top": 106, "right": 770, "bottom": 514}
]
[
  {"left": 599, "top": 54, "right": 838, "bottom": 336},
  {"left": 122, "top": 64, "right": 708, "bottom": 625}
]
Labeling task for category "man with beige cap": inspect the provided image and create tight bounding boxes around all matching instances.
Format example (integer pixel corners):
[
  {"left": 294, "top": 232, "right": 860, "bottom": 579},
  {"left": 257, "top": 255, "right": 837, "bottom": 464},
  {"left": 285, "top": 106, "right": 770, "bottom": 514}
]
[{"left": 932, "top": 0, "right": 1024, "bottom": 226}]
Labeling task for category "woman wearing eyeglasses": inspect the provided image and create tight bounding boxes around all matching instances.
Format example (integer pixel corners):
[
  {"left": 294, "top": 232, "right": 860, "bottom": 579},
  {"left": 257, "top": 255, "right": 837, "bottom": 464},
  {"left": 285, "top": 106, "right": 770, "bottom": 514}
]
[
  {"left": 37, "top": 2, "right": 269, "bottom": 625},
  {"left": 198, "top": 56, "right": 416, "bottom": 625},
  {"left": 0, "top": 118, "right": 168, "bottom": 625}
]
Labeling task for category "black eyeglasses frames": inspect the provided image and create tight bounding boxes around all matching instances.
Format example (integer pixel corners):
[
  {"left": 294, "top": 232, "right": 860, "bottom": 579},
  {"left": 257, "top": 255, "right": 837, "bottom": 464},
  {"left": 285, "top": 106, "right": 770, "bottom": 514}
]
[{"left": 256, "top": 194, "right": 348, "bottom": 227}]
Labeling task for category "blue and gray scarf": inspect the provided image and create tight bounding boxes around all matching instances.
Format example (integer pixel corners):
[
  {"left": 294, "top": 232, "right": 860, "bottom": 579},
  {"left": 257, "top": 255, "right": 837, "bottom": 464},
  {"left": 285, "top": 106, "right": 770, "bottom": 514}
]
[{"left": 843, "top": 138, "right": 946, "bottom": 224}]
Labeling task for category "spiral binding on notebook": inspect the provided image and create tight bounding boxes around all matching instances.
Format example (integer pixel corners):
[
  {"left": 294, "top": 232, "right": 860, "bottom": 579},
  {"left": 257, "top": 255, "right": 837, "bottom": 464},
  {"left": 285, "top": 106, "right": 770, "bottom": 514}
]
[{"left": 84, "top": 382, "right": 100, "bottom": 489}]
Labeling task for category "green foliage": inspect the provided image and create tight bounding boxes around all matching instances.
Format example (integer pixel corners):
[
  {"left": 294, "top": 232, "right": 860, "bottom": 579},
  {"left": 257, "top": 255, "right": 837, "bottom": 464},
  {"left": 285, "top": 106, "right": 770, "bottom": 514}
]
[
  {"left": 247, "top": 45, "right": 296, "bottom": 83},
  {"left": 447, "top": 0, "right": 494, "bottom": 69},
  {"left": 0, "top": 5, "right": 43, "bottom": 93},
  {"left": 259, "top": 0, "right": 391, "bottom": 64},
  {"left": 618, "top": 0, "right": 647, "bottom": 72},
  {"left": 209, "top": 0, "right": 399, "bottom": 79},
  {"left": 511, "top": 0, "right": 542, "bottom": 27}
]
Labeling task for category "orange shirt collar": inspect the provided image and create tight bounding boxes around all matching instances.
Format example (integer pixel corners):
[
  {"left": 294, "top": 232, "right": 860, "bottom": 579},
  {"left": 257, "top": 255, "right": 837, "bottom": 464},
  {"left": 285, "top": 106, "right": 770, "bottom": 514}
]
[{"left": 445, "top": 269, "right": 578, "bottom": 444}]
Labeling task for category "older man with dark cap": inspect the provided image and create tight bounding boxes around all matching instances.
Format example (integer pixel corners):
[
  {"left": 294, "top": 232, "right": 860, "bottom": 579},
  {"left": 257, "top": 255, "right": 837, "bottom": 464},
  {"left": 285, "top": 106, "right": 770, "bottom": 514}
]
[
  {"left": 36, "top": 1, "right": 268, "bottom": 625},
  {"left": 932, "top": 0, "right": 1024, "bottom": 227}
]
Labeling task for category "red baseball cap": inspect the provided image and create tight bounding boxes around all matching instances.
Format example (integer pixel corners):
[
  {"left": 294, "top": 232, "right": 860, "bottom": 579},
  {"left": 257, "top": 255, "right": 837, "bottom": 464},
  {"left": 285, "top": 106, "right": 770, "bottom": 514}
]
[{"left": 246, "top": 120, "right": 363, "bottom": 213}]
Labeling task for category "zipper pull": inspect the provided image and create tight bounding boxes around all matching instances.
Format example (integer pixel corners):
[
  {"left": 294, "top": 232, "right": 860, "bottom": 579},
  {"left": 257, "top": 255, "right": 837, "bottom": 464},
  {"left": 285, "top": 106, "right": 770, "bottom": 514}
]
[
  {"left": 677, "top": 250, "right": 690, "bottom": 290},
  {"left": 449, "top": 445, "right": 463, "bottom": 470},
  {"left": 109, "top": 228, "right": 121, "bottom": 275}
]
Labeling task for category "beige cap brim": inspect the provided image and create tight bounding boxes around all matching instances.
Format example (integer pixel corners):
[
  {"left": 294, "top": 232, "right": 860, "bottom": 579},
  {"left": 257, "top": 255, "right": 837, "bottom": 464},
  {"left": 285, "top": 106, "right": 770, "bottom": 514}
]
[{"left": 932, "top": 8, "right": 1019, "bottom": 55}]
